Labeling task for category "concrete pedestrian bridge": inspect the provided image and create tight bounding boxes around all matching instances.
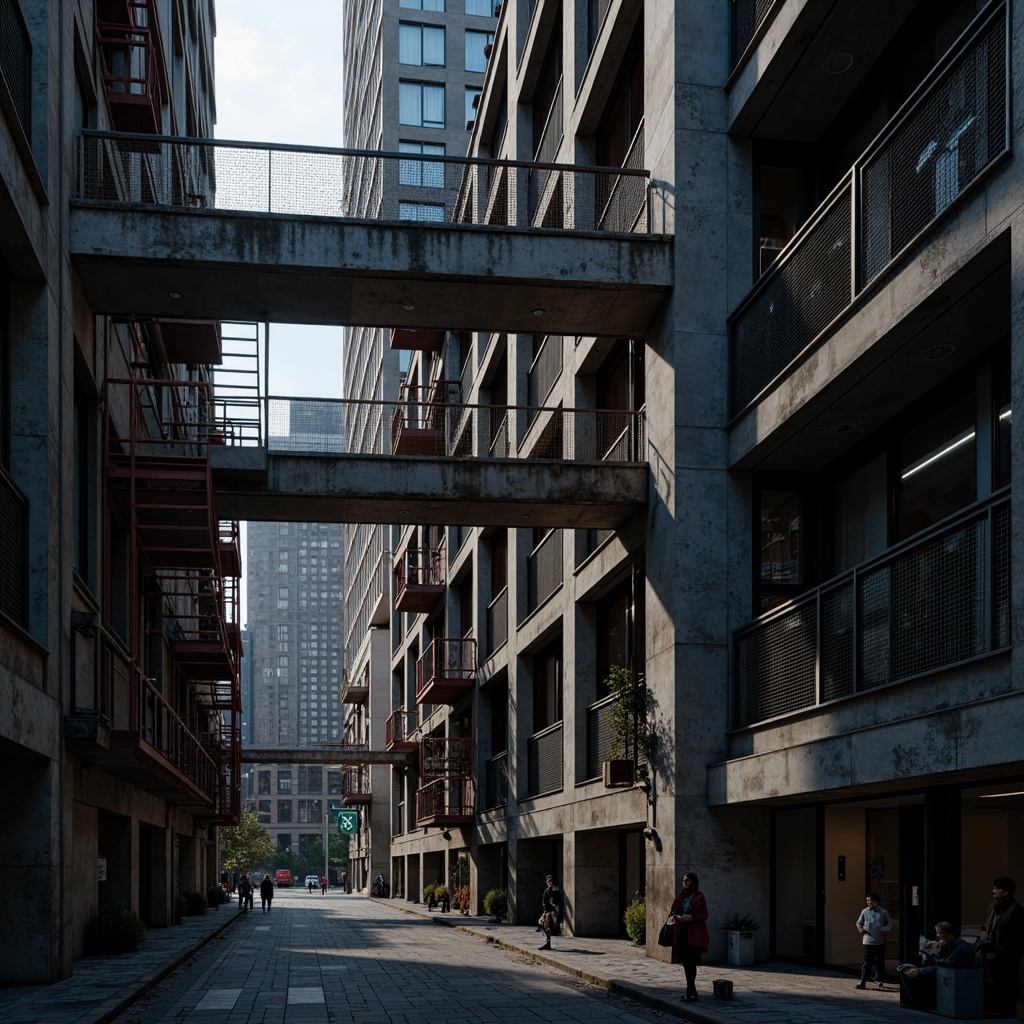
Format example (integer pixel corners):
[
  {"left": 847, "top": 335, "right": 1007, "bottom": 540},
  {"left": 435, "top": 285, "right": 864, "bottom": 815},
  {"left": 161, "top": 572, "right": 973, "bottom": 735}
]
[{"left": 70, "top": 132, "right": 673, "bottom": 337}]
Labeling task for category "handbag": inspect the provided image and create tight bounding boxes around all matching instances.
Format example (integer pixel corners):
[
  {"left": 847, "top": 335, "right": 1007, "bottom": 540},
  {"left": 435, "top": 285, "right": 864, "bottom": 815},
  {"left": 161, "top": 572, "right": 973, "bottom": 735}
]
[{"left": 658, "top": 918, "right": 674, "bottom": 947}]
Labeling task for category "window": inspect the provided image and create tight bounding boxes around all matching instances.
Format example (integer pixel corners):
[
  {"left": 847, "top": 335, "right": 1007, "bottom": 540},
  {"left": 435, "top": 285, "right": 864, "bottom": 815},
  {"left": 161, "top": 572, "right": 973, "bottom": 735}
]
[
  {"left": 258, "top": 771, "right": 271, "bottom": 795},
  {"left": 399, "top": 23, "right": 445, "bottom": 66},
  {"left": 277, "top": 800, "right": 292, "bottom": 822},
  {"left": 399, "top": 201, "right": 445, "bottom": 222},
  {"left": 73, "top": 381, "right": 92, "bottom": 578},
  {"left": 465, "top": 88, "right": 481, "bottom": 127},
  {"left": 399, "top": 140, "right": 445, "bottom": 187},
  {"left": 596, "top": 574, "right": 643, "bottom": 692},
  {"left": 401, "top": 0, "right": 444, "bottom": 9},
  {"left": 277, "top": 770, "right": 292, "bottom": 793},
  {"left": 465, "top": 0, "right": 492, "bottom": 14},
  {"left": 465, "top": 29, "right": 493, "bottom": 72},
  {"left": 596, "top": 23, "right": 643, "bottom": 166},
  {"left": 399, "top": 81, "right": 445, "bottom": 128},
  {"left": 834, "top": 456, "right": 888, "bottom": 574},
  {"left": 533, "top": 639, "right": 562, "bottom": 731}
]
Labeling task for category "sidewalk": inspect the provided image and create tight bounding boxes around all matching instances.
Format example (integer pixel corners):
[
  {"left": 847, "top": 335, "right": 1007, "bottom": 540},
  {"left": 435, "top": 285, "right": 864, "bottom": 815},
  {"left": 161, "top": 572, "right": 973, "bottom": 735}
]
[{"left": 0, "top": 904, "right": 238, "bottom": 1024}]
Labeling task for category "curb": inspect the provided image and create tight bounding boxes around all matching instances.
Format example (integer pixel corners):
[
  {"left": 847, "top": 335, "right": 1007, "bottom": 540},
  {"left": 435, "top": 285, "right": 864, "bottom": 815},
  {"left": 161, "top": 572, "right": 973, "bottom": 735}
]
[{"left": 86, "top": 910, "right": 240, "bottom": 1024}]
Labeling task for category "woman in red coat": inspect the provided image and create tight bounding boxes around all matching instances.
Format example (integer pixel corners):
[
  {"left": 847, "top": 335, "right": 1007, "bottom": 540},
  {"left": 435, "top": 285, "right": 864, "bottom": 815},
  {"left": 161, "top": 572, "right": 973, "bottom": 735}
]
[{"left": 669, "top": 871, "right": 710, "bottom": 1002}]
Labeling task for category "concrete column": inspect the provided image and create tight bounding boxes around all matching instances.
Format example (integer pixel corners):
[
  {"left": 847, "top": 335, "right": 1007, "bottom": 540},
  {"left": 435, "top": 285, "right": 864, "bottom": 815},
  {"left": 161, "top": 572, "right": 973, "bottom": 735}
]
[
  {"left": 573, "top": 831, "right": 618, "bottom": 934},
  {"left": 98, "top": 813, "right": 133, "bottom": 909}
]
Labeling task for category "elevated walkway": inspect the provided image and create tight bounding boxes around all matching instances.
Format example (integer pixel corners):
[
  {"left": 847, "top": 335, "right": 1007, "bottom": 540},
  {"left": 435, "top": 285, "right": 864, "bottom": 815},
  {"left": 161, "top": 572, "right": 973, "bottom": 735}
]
[
  {"left": 241, "top": 747, "right": 406, "bottom": 765},
  {"left": 70, "top": 132, "right": 673, "bottom": 336}
]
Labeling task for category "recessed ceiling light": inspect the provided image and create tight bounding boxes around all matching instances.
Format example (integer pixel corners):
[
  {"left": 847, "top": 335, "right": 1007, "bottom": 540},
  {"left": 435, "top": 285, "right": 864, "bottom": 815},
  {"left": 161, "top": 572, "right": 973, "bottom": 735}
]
[
  {"left": 532, "top": 308, "right": 545, "bottom": 316},
  {"left": 829, "top": 422, "right": 858, "bottom": 435},
  {"left": 402, "top": 301, "right": 415, "bottom": 311},
  {"left": 925, "top": 343, "right": 956, "bottom": 360},
  {"left": 827, "top": 51, "right": 854, "bottom": 74},
  {"left": 168, "top": 291, "right": 182, "bottom": 299}
]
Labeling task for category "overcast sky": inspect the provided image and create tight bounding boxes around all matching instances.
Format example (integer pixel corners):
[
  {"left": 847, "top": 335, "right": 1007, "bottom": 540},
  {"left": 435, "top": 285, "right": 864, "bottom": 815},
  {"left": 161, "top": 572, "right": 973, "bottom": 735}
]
[{"left": 214, "top": 1, "right": 346, "bottom": 400}]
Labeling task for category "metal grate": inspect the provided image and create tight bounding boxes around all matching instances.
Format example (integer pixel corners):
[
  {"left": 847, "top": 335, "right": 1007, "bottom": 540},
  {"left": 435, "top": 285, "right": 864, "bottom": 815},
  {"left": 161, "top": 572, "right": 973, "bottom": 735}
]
[
  {"left": 527, "top": 529, "right": 563, "bottom": 613},
  {"left": 77, "top": 131, "right": 651, "bottom": 236},
  {"left": 0, "top": 0, "right": 31, "bottom": 140},
  {"left": 994, "top": 500, "right": 1011, "bottom": 648},
  {"left": 484, "top": 751, "right": 509, "bottom": 808},
  {"left": 586, "top": 694, "right": 616, "bottom": 780},
  {"left": 0, "top": 466, "right": 28, "bottom": 626},
  {"left": 861, "top": 10, "right": 1007, "bottom": 285},
  {"left": 527, "top": 335, "right": 564, "bottom": 410},
  {"left": 597, "top": 122, "right": 647, "bottom": 233},
  {"left": 527, "top": 722, "right": 563, "bottom": 797},
  {"left": 730, "top": 185, "right": 852, "bottom": 411},
  {"left": 731, "top": 0, "right": 778, "bottom": 68},
  {"left": 820, "top": 581, "right": 854, "bottom": 702},
  {"left": 486, "top": 586, "right": 508, "bottom": 657}
]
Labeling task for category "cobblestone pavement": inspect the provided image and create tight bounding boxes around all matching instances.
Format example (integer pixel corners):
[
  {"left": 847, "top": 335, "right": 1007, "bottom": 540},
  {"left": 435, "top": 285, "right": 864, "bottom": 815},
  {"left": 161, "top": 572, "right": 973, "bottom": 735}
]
[{"left": 1, "top": 892, "right": 1018, "bottom": 1024}]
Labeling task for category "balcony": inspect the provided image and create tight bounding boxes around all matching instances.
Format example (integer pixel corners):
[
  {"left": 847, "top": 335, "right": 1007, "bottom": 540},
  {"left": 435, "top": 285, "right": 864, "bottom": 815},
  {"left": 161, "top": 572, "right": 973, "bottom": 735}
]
[
  {"left": 527, "top": 529, "right": 562, "bottom": 613},
  {"left": 415, "top": 776, "right": 473, "bottom": 826},
  {"left": 341, "top": 768, "right": 371, "bottom": 805},
  {"left": 385, "top": 708, "right": 418, "bottom": 752},
  {"left": 733, "top": 492, "right": 1011, "bottom": 729},
  {"left": 157, "top": 319, "right": 222, "bottom": 364},
  {"left": 484, "top": 751, "right": 508, "bottom": 809},
  {"left": 395, "top": 546, "right": 445, "bottom": 613},
  {"left": 389, "top": 328, "right": 445, "bottom": 352},
  {"left": 729, "top": 3, "right": 1009, "bottom": 416},
  {"left": 160, "top": 573, "right": 240, "bottom": 683},
  {"left": 1, "top": 0, "right": 31, "bottom": 142},
  {"left": 341, "top": 667, "right": 369, "bottom": 704},
  {"left": 391, "top": 381, "right": 463, "bottom": 456},
  {"left": 415, "top": 638, "right": 477, "bottom": 705},
  {"left": 98, "top": 1, "right": 163, "bottom": 137}
]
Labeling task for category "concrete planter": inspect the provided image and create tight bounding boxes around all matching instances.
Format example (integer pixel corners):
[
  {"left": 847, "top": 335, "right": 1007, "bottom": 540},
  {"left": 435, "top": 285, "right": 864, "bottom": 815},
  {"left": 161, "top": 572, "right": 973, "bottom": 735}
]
[{"left": 727, "top": 930, "right": 756, "bottom": 966}]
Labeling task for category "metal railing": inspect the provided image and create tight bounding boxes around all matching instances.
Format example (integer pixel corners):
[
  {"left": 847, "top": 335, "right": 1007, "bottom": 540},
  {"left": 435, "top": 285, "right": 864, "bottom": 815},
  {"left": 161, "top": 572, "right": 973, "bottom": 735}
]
[
  {"left": 416, "top": 637, "right": 477, "bottom": 702},
  {"left": 0, "top": 463, "right": 28, "bottom": 626},
  {"left": 261, "top": 395, "right": 646, "bottom": 463},
  {"left": 77, "top": 130, "right": 652, "bottom": 235},
  {"left": 527, "top": 335, "right": 564, "bottom": 411},
  {"left": 415, "top": 776, "right": 474, "bottom": 822},
  {"left": 597, "top": 122, "right": 647, "bottom": 233},
  {"left": 730, "top": 0, "right": 779, "bottom": 69},
  {"left": 527, "top": 721, "right": 563, "bottom": 797},
  {"left": 484, "top": 750, "right": 509, "bottom": 808},
  {"left": 395, "top": 546, "right": 445, "bottom": 601},
  {"left": 385, "top": 708, "right": 419, "bottom": 749},
  {"left": 585, "top": 692, "right": 617, "bottom": 780},
  {"left": 729, "top": 3, "right": 1009, "bottom": 415},
  {"left": 733, "top": 491, "right": 1011, "bottom": 729},
  {"left": 0, "top": 0, "right": 31, "bottom": 140},
  {"left": 486, "top": 585, "right": 509, "bottom": 657},
  {"left": 420, "top": 735, "right": 473, "bottom": 778},
  {"left": 527, "top": 529, "right": 563, "bottom": 613}
]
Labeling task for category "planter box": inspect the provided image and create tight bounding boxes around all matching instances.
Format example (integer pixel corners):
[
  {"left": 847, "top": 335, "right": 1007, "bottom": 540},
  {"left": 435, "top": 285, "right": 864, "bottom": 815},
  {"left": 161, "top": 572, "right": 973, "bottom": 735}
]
[
  {"left": 936, "top": 964, "right": 983, "bottom": 1020},
  {"left": 603, "top": 759, "right": 635, "bottom": 787},
  {"left": 727, "top": 930, "right": 755, "bottom": 966}
]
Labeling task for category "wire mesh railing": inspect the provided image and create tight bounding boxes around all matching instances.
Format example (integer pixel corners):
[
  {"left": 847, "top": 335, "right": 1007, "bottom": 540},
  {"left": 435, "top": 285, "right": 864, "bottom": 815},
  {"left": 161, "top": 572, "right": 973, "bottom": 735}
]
[
  {"left": 729, "top": 2, "right": 1008, "bottom": 415},
  {"left": 261, "top": 395, "right": 646, "bottom": 463},
  {"left": 733, "top": 491, "right": 1011, "bottom": 729},
  {"left": 730, "top": 0, "right": 779, "bottom": 69},
  {"left": 484, "top": 751, "right": 509, "bottom": 809},
  {"left": 77, "top": 130, "right": 652, "bottom": 235},
  {"left": 527, "top": 528, "right": 563, "bottom": 612},
  {"left": 0, "top": 0, "right": 31, "bottom": 140},
  {"left": 485, "top": 585, "right": 509, "bottom": 657}
]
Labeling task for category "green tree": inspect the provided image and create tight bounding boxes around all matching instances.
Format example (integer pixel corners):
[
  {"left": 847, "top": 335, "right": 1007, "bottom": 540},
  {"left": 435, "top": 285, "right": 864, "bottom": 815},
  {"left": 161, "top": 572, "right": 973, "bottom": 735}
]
[{"left": 219, "top": 811, "right": 275, "bottom": 874}]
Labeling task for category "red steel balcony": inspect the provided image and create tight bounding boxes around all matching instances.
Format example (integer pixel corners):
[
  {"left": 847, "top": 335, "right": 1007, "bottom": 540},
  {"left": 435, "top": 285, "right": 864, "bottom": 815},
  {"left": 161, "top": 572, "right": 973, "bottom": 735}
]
[
  {"left": 98, "top": 0, "right": 164, "bottom": 137},
  {"left": 391, "top": 380, "right": 462, "bottom": 456},
  {"left": 341, "top": 768, "right": 371, "bottom": 805},
  {"left": 389, "top": 328, "right": 445, "bottom": 352},
  {"left": 395, "top": 546, "right": 445, "bottom": 613},
  {"left": 416, "top": 637, "right": 477, "bottom": 705},
  {"left": 385, "top": 708, "right": 419, "bottom": 752},
  {"left": 157, "top": 319, "right": 222, "bottom": 365},
  {"left": 415, "top": 776, "right": 473, "bottom": 826}
]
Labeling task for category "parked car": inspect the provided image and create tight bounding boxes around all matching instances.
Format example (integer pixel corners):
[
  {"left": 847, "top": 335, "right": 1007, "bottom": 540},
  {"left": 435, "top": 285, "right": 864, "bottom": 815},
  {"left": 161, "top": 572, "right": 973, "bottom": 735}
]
[
  {"left": 304, "top": 874, "right": 319, "bottom": 890},
  {"left": 274, "top": 869, "right": 292, "bottom": 887}
]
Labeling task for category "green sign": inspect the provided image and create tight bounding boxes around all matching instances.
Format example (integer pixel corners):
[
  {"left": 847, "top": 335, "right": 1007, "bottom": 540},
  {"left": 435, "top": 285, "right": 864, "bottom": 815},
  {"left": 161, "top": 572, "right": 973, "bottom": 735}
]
[{"left": 336, "top": 809, "right": 359, "bottom": 834}]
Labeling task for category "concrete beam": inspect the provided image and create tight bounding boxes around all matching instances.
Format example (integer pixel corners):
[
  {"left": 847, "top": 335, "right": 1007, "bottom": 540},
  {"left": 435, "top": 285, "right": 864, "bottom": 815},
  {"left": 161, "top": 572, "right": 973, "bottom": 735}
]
[
  {"left": 242, "top": 747, "right": 409, "bottom": 765},
  {"left": 211, "top": 447, "right": 649, "bottom": 528},
  {"left": 69, "top": 204, "right": 673, "bottom": 336}
]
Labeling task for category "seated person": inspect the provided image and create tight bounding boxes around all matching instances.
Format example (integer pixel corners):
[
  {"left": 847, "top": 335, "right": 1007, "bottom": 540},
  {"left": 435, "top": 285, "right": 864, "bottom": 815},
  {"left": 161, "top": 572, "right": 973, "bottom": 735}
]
[{"left": 898, "top": 921, "right": 976, "bottom": 1012}]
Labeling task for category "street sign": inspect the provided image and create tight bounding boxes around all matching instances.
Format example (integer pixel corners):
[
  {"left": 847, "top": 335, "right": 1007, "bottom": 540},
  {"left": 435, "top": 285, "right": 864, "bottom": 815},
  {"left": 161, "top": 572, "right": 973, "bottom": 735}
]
[{"left": 337, "top": 809, "right": 359, "bottom": 834}]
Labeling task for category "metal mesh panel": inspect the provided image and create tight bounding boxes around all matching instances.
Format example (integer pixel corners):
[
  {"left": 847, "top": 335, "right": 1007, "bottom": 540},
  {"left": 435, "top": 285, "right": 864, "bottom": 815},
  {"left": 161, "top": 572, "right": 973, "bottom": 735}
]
[
  {"left": 994, "top": 500, "right": 1011, "bottom": 649},
  {"left": 527, "top": 335, "right": 564, "bottom": 408},
  {"left": 78, "top": 132, "right": 650, "bottom": 235},
  {"left": 731, "top": 0, "right": 778, "bottom": 67},
  {"left": 484, "top": 752, "right": 509, "bottom": 808},
  {"left": 0, "top": 0, "right": 31, "bottom": 139},
  {"left": 0, "top": 468, "right": 28, "bottom": 625},
  {"left": 862, "top": 12, "right": 1007, "bottom": 285},
  {"left": 731, "top": 186, "right": 852, "bottom": 412},
  {"left": 597, "top": 126, "right": 647, "bottom": 232},
  {"left": 857, "top": 565, "right": 891, "bottom": 689},
  {"left": 734, "top": 601, "right": 816, "bottom": 728},
  {"left": 527, "top": 723, "right": 563, "bottom": 796},
  {"left": 527, "top": 529, "right": 563, "bottom": 612},
  {"left": 586, "top": 696, "right": 616, "bottom": 780},
  {"left": 486, "top": 586, "right": 508, "bottom": 656},
  {"left": 820, "top": 582, "right": 854, "bottom": 702}
]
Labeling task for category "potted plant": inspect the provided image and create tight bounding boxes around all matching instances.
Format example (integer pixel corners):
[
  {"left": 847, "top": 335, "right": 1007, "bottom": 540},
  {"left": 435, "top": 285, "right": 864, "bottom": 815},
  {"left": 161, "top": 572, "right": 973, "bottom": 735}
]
[
  {"left": 723, "top": 913, "right": 759, "bottom": 965},
  {"left": 456, "top": 885, "right": 471, "bottom": 914},
  {"left": 483, "top": 888, "right": 507, "bottom": 922},
  {"left": 602, "top": 667, "right": 654, "bottom": 787},
  {"left": 433, "top": 884, "right": 450, "bottom": 912}
]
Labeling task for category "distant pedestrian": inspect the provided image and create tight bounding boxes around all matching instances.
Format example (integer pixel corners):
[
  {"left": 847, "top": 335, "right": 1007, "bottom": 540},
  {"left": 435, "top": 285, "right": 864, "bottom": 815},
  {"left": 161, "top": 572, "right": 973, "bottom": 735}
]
[
  {"left": 669, "top": 872, "right": 709, "bottom": 1002},
  {"left": 238, "top": 873, "right": 254, "bottom": 912},
  {"left": 308, "top": 876, "right": 315, "bottom": 893},
  {"left": 321, "top": 875, "right": 328, "bottom": 895},
  {"left": 538, "top": 874, "right": 562, "bottom": 950},
  {"left": 978, "top": 876, "right": 1024, "bottom": 1016},
  {"left": 855, "top": 892, "right": 891, "bottom": 989},
  {"left": 341, "top": 870, "right": 349, "bottom": 893},
  {"left": 260, "top": 874, "right": 274, "bottom": 914}
]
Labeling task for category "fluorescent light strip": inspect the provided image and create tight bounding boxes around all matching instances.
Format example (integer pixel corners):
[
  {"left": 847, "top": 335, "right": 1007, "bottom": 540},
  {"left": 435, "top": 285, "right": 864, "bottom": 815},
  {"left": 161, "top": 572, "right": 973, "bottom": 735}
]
[
  {"left": 979, "top": 790, "right": 1024, "bottom": 799},
  {"left": 999, "top": 408, "right": 1012, "bottom": 421},
  {"left": 901, "top": 429, "right": 975, "bottom": 481}
]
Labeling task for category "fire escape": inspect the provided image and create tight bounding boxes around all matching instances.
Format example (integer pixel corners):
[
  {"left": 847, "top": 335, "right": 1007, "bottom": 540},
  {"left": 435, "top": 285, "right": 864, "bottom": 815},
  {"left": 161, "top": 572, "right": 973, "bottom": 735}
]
[
  {"left": 415, "top": 736, "right": 473, "bottom": 826},
  {"left": 97, "top": 0, "right": 164, "bottom": 136},
  {"left": 97, "top": 331, "right": 241, "bottom": 823}
]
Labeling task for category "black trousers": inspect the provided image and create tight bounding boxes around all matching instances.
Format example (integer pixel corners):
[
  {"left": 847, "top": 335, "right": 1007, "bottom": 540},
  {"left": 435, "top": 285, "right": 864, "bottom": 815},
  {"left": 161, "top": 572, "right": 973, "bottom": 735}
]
[{"left": 860, "top": 943, "right": 885, "bottom": 983}]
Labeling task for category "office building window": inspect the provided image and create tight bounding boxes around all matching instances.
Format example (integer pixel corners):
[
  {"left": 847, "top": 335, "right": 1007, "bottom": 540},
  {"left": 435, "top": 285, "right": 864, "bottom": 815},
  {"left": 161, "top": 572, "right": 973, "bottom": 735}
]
[
  {"left": 399, "top": 201, "right": 445, "bottom": 222},
  {"left": 278, "top": 800, "right": 292, "bottom": 822},
  {"left": 399, "top": 23, "right": 445, "bottom": 66},
  {"left": 465, "top": 88, "right": 481, "bottom": 126},
  {"left": 399, "top": 81, "right": 445, "bottom": 128},
  {"left": 399, "top": 140, "right": 445, "bottom": 187},
  {"left": 465, "top": 30, "right": 493, "bottom": 72},
  {"left": 401, "top": 0, "right": 444, "bottom": 9},
  {"left": 277, "top": 770, "right": 292, "bottom": 793},
  {"left": 466, "top": 0, "right": 493, "bottom": 13}
]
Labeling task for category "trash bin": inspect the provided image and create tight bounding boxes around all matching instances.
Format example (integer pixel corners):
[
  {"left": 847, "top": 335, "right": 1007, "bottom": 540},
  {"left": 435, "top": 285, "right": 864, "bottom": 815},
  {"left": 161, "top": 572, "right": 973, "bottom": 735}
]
[
  {"left": 936, "top": 965, "right": 983, "bottom": 1020},
  {"left": 713, "top": 979, "right": 734, "bottom": 1000}
]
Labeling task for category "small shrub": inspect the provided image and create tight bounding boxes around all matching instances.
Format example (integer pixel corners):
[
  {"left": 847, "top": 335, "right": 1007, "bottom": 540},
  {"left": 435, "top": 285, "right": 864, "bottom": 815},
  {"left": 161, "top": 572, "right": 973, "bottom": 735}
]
[
  {"left": 723, "top": 913, "right": 759, "bottom": 931},
  {"left": 182, "top": 889, "right": 208, "bottom": 916},
  {"left": 483, "top": 888, "right": 508, "bottom": 918},
  {"left": 84, "top": 903, "right": 146, "bottom": 954},
  {"left": 173, "top": 893, "right": 189, "bottom": 924},
  {"left": 423, "top": 883, "right": 437, "bottom": 904},
  {"left": 207, "top": 885, "right": 228, "bottom": 907},
  {"left": 434, "top": 884, "right": 448, "bottom": 904},
  {"left": 624, "top": 898, "right": 646, "bottom": 946}
]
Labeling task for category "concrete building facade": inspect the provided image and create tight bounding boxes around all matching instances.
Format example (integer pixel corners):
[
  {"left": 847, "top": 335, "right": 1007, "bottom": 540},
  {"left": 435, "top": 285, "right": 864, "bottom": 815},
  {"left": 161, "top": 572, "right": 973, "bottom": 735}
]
[{"left": 0, "top": 0, "right": 235, "bottom": 985}]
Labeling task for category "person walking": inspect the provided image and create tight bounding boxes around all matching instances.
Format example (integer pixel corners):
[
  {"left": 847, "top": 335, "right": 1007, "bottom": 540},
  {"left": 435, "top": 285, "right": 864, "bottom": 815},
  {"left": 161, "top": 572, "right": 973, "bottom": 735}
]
[
  {"left": 538, "top": 874, "right": 562, "bottom": 950},
  {"left": 978, "top": 876, "right": 1024, "bottom": 1016},
  {"left": 669, "top": 871, "right": 709, "bottom": 1002},
  {"left": 238, "top": 873, "right": 254, "bottom": 913},
  {"left": 308, "top": 875, "right": 315, "bottom": 893},
  {"left": 260, "top": 873, "right": 274, "bottom": 914},
  {"left": 321, "top": 875, "right": 328, "bottom": 895},
  {"left": 855, "top": 892, "right": 892, "bottom": 989}
]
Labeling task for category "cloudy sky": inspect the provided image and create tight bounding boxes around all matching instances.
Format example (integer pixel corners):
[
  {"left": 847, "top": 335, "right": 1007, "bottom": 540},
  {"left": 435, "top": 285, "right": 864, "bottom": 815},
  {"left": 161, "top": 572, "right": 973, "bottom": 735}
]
[{"left": 214, "top": 1, "right": 346, "bottom": 399}]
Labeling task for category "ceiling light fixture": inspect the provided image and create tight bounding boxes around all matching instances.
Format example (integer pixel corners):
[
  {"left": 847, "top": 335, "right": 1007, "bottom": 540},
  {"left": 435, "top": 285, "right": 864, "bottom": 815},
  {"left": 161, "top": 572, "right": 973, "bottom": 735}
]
[
  {"left": 829, "top": 422, "right": 857, "bottom": 435},
  {"left": 827, "top": 51, "right": 854, "bottom": 74},
  {"left": 532, "top": 308, "right": 545, "bottom": 316},
  {"left": 925, "top": 343, "right": 956, "bottom": 361},
  {"left": 168, "top": 291, "right": 182, "bottom": 299},
  {"left": 402, "top": 301, "right": 416, "bottom": 311}
]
